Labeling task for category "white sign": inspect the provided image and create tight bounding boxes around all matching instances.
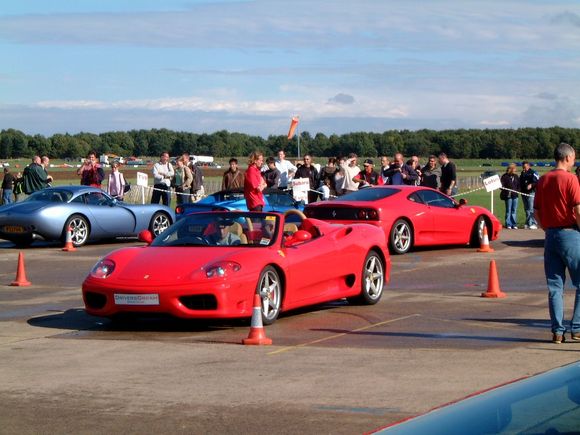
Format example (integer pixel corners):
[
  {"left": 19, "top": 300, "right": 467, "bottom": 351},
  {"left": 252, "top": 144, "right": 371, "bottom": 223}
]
[
  {"left": 292, "top": 178, "right": 310, "bottom": 204},
  {"left": 483, "top": 174, "right": 502, "bottom": 192},
  {"left": 114, "top": 293, "right": 159, "bottom": 306},
  {"left": 136, "top": 171, "right": 149, "bottom": 187}
]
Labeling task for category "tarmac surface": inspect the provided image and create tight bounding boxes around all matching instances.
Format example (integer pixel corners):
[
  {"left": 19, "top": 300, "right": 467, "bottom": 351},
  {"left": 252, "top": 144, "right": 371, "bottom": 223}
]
[{"left": 1, "top": 229, "right": 579, "bottom": 434}]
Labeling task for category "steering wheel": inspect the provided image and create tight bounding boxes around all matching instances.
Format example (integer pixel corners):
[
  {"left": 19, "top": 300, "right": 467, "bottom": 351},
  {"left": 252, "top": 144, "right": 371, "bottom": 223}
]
[
  {"left": 284, "top": 208, "right": 307, "bottom": 222},
  {"left": 187, "top": 235, "right": 210, "bottom": 245}
]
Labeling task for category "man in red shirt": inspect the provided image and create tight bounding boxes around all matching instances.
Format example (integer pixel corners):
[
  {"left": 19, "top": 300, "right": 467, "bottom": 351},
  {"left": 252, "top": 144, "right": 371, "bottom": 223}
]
[
  {"left": 534, "top": 142, "right": 580, "bottom": 344},
  {"left": 244, "top": 151, "right": 266, "bottom": 211}
]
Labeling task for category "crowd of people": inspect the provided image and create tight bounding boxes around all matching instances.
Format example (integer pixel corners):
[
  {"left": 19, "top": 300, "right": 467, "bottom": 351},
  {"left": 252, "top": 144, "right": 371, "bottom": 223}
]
[{"left": 230, "top": 150, "right": 460, "bottom": 209}]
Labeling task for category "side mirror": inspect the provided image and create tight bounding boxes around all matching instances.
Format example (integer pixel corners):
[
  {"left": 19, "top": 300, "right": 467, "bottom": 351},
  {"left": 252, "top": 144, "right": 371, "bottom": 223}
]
[
  {"left": 459, "top": 198, "right": 468, "bottom": 206},
  {"left": 138, "top": 230, "right": 153, "bottom": 245}
]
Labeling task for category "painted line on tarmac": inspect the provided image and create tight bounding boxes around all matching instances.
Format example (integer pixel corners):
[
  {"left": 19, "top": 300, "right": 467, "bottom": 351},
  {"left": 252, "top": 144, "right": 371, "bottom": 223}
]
[{"left": 267, "top": 313, "right": 420, "bottom": 356}]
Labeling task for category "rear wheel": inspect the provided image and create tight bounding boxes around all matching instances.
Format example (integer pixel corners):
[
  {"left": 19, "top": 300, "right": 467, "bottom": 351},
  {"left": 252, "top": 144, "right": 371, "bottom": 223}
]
[
  {"left": 350, "top": 250, "right": 385, "bottom": 304},
  {"left": 389, "top": 219, "right": 413, "bottom": 255},
  {"left": 256, "top": 266, "right": 282, "bottom": 325},
  {"left": 63, "top": 214, "right": 90, "bottom": 247},
  {"left": 149, "top": 212, "right": 171, "bottom": 237}
]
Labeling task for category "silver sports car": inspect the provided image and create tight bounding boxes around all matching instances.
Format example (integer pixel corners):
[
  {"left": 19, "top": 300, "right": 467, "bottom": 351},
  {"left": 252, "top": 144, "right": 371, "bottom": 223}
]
[{"left": 0, "top": 186, "right": 174, "bottom": 247}]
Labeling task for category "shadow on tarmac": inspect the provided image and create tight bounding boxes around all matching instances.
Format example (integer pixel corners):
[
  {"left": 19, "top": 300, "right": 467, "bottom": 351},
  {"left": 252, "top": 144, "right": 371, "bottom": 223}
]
[
  {"left": 464, "top": 317, "right": 551, "bottom": 329},
  {"left": 501, "top": 239, "right": 544, "bottom": 248},
  {"left": 27, "top": 308, "right": 246, "bottom": 333},
  {"left": 310, "top": 328, "right": 548, "bottom": 343}
]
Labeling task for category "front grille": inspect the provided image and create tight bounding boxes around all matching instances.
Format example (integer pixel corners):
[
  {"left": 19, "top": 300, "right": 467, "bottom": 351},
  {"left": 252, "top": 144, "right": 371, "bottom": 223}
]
[
  {"left": 179, "top": 294, "right": 218, "bottom": 310},
  {"left": 85, "top": 292, "right": 107, "bottom": 309}
]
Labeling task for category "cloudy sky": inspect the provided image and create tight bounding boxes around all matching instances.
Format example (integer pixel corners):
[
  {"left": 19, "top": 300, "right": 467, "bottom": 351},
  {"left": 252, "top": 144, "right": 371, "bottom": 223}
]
[{"left": 1, "top": 0, "right": 579, "bottom": 137}]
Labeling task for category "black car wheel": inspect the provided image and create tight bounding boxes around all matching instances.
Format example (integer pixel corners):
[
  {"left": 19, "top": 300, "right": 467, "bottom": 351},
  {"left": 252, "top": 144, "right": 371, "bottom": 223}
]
[
  {"left": 389, "top": 219, "right": 413, "bottom": 255},
  {"left": 256, "top": 266, "right": 282, "bottom": 325},
  {"left": 149, "top": 212, "right": 171, "bottom": 237},
  {"left": 63, "top": 214, "right": 90, "bottom": 247},
  {"left": 470, "top": 216, "right": 487, "bottom": 247}
]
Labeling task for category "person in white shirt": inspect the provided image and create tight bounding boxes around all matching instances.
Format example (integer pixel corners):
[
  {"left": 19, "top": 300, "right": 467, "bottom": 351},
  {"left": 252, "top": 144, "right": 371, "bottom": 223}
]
[
  {"left": 106, "top": 163, "right": 126, "bottom": 200},
  {"left": 151, "top": 152, "right": 174, "bottom": 206},
  {"left": 340, "top": 153, "right": 361, "bottom": 194},
  {"left": 275, "top": 150, "right": 297, "bottom": 190}
]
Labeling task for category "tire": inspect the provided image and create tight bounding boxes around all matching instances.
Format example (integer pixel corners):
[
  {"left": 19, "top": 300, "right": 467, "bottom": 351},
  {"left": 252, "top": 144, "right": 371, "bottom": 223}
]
[
  {"left": 389, "top": 219, "right": 413, "bottom": 255},
  {"left": 63, "top": 214, "right": 90, "bottom": 247},
  {"left": 351, "top": 250, "right": 385, "bottom": 305},
  {"left": 149, "top": 212, "right": 171, "bottom": 237},
  {"left": 256, "top": 266, "right": 282, "bottom": 325},
  {"left": 470, "top": 216, "right": 487, "bottom": 247}
]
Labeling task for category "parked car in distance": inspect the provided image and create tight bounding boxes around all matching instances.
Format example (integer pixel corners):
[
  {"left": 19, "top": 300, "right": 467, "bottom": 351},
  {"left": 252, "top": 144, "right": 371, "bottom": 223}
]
[
  {"left": 0, "top": 186, "right": 174, "bottom": 247},
  {"left": 305, "top": 186, "right": 501, "bottom": 255},
  {"left": 175, "top": 188, "right": 304, "bottom": 220}
]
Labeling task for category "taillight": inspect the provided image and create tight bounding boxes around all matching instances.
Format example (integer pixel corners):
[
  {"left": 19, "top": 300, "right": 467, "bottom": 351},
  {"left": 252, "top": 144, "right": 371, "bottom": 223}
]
[
  {"left": 175, "top": 206, "right": 183, "bottom": 215},
  {"left": 357, "top": 209, "right": 379, "bottom": 220}
]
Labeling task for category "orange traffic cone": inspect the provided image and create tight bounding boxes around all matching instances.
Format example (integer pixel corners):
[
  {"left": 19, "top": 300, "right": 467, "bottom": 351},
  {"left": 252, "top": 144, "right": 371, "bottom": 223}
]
[
  {"left": 481, "top": 260, "right": 506, "bottom": 298},
  {"left": 62, "top": 226, "right": 77, "bottom": 252},
  {"left": 11, "top": 252, "right": 31, "bottom": 287},
  {"left": 242, "top": 294, "right": 272, "bottom": 345},
  {"left": 477, "top": 226, "right": 494, "bottom": 252}
]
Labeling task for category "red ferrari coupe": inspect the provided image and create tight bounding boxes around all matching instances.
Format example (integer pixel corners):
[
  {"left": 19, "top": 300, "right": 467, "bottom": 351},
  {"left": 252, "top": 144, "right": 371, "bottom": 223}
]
[
  {"left": 305, "top": 186, "right": 501, "bottom": 255},
  {"left": 82, "top": 210, "right": 390, "bottom": 324}
]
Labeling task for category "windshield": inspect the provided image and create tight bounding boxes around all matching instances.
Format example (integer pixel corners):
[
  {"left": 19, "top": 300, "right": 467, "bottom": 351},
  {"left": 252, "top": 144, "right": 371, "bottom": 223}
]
[
  {"left": 25, "top": 189, "right": 73, "bottom": 203},
  {"left": 151, "top": 212, "right": 280, "bottom": 247}
]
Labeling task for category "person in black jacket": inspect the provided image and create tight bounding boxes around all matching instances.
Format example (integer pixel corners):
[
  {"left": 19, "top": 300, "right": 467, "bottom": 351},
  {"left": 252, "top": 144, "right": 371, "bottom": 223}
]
[
  {"left": 294, "top": 154, "right": 320, "bottom": 204},
  {"left": 500, "top": 163, "right": 521, "bottom": 229},
  {"left": 519, "top": 161, "right": 539, "bottom": 229}
]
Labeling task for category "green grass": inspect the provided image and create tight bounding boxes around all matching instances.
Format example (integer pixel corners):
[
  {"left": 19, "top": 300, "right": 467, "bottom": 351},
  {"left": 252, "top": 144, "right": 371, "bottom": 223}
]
[{"left": 456, "top": 188, "right": 530, "bottom": 228}]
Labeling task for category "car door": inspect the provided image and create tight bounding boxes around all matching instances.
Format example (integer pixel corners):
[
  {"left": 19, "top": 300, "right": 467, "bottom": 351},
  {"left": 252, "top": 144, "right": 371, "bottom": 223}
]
[
  {"left": 416, "top": 190, "right": 472, "bottom": 244},
  {"left": 396, "top": 192, "right": 435, "bottom": 245},
  {"left": 282, "top": 223, "right": 340, "bottom": 307},
  {"left": 79, "top": 192, "right": 135, "bottom": 235}
]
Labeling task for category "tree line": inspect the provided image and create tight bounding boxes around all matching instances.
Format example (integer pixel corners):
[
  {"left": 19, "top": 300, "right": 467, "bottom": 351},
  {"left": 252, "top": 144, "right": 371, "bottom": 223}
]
[{"left": 1, "top": 126, "right": 579, "bottom": 160}]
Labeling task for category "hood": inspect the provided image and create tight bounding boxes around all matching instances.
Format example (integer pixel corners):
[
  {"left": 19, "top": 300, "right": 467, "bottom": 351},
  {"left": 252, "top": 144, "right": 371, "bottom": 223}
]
[{"left": 109, "top": 246, "right": 246, "bottom": 283}]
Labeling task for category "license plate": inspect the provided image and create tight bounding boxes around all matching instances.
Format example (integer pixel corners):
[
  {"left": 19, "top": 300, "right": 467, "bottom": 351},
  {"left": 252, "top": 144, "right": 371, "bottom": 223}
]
[
  {"left": 3, "top": 225, "right": 25, "bottom": 234},
  {"left": 114, "top": 293, "right": 160, "bottom": 306}
]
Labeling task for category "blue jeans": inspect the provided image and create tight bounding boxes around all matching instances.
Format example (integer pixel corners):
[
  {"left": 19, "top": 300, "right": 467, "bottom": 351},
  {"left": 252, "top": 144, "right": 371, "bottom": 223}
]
[
  {"left": 2, "top": 189, "right": 13, "bottom": 205},
  {"left": 521, "top": 194, "right": 537, "bottom": 226},
  {"left": 504, "top": 197, "right": 518, "bottom": 228},
  {"left": 544, "top": 228, "right": 580, "bottom": 334}
]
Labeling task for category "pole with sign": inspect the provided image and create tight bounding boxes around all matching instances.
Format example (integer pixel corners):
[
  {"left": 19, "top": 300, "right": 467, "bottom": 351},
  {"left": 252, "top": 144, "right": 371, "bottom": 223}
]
[
  {"left": 136, "top": 172, "right": 149, "bottom": 205},
  {"left": 482, "top": 174, "right": 502, "bottom": 214}
]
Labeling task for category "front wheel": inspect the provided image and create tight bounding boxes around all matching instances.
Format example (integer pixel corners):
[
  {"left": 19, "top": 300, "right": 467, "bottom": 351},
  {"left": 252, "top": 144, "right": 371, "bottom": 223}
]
[
  {"left": 470, "top": 216, "right": 487, "bottom": 247},
  {"left": 389, "top": 219, "right": 413, "bottom": 255},
  {"left": 256, "top": 266, "right": 282, "bottom": 325},
  {"left": 150, "top": 212, "right": 171, "bottom": 237},
  {"left": 63, "top": 214, "right": 90, "bottom": 247}
]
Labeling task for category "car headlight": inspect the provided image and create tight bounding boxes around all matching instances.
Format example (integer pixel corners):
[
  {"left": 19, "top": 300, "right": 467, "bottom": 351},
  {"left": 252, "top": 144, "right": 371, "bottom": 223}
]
[
  {"left": 205, "top": 261, "right": 241, "bottom": 278},
  {"left": 90, "top": 259, "right": 116, "bottom": 279}
]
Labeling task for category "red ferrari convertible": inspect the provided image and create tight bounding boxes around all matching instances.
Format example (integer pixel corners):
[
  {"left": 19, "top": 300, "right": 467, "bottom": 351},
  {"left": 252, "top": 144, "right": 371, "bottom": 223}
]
[
  {"left": 82, "top": 210, "right": 390, "bottom": 324},
  {"left": 305, "top": 186, "right": 501, "bottom": 255}
]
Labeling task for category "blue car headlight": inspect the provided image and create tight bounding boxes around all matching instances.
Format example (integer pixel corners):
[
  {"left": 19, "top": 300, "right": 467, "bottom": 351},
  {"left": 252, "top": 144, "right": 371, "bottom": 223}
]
[
  {"left": 205, "top": 261, "right": 241, "bottom": 278},
  {"left": 90, "top": 259, "right": 116, "bottom": 279}
]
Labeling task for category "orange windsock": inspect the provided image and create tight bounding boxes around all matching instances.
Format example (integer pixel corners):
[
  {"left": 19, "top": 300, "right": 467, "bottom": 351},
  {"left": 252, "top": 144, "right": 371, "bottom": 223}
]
[{"left": 287, "top": 116, "right": 299, "bottom": 139}]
